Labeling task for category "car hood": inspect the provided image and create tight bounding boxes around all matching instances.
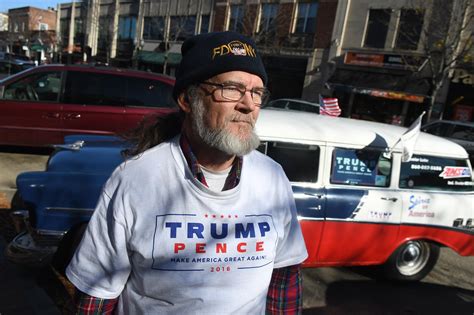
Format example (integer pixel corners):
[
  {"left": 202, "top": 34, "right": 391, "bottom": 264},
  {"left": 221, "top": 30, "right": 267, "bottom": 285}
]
[{"left": 47, "top": 135, "right": 129, "bottom": 173}]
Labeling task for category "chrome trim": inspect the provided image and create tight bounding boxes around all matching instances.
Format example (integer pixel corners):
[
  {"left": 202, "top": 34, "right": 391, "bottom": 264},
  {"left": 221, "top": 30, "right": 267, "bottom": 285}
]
[
  {"left": 34, "top": 229, "right": 66, "bottom": 237},
  {"left": 52, "top": 140, "right": 84, "bottom": 151},
  {"left": 297, "top": 216, "right": 324, "bottom": 221},
  {"left": 45, "top": 207, "right": 94, "bottom": 214}
]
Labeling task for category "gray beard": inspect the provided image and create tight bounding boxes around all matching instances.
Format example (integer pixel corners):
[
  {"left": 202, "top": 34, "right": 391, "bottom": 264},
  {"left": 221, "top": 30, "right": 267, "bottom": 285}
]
[{"left": 189, "top": 97, "right": 260, "bottom": 156}]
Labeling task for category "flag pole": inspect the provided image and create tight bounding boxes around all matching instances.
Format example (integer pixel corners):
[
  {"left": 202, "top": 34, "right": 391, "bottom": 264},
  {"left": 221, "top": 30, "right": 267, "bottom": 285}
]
[{"left": 383, "top": 111, "right": 426, "bottom": 160}]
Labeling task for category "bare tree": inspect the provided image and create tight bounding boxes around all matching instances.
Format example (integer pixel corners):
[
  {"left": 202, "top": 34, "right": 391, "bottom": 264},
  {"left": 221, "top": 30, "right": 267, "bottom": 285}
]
[{"left": 412, "top": 0, "right": 473, "bottom": 121}]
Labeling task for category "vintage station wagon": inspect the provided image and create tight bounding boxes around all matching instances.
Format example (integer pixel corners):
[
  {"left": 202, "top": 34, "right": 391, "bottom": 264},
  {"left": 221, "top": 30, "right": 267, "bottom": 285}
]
[{"left": 6, "top": 109, "right": 474, "bottom": 281}]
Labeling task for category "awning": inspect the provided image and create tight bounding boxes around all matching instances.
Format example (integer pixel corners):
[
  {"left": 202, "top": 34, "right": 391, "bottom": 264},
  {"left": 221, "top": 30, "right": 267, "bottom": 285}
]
[
  {"left": 30, "top": 44, "right": 46, "bottom": 52},
  {"left": 328, "top": 68, "right": 430, "bottom": 103},
  {"left": 137, "top": 51, "right": 182, "bottom": 66}
]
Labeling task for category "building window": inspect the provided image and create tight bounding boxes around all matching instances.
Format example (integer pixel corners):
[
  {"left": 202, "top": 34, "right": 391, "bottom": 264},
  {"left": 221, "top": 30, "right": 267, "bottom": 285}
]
[
  {"left": 74, "top": 18, "right": 84, "bottom": 45},
  {"left": 364, "top": 9, "right": 391, "bottom": 48},
  {"left": 39, "top": 23, "right": 48, "bottom": 31},
  {"left": 395, "top": 9, "right": 424, "bottom": 50},
  {"left": 143, "top": 16, "right": 165, "bottom": 40},
  {"left": 60, "top": 18, "right": 69, "bottom": 45},
  {"left": 295, "top": 1, "right": 318, "bottom": 34},
  {"left": 259, "top": 3, "right": 278, "bottom": 33},
  {"left": 97, "top": 16, "right": 112, "bottom": 51},
  {"left": 200, "top": 14, "right": 210, "bottom": 34},
  {"left": 229, "top": 5, "right": 244, "bottom": 33},
  {"left": 118, "top": 16, "right": 137, "bottom": 40},
  {"left": 170, "top": 16, "right": 196, "bottom": 41}
]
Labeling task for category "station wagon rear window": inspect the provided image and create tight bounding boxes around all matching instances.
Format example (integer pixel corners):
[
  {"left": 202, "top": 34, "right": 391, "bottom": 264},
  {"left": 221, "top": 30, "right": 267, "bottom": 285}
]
[
  {"left": 399, "top": 155, "right": 474, "bottom": 191},
  {"left": 258, "top": 142, "right": 319, "bottom": 183},
  {"left": 330, "top": 148, "right": 391, "bottom": 187}
]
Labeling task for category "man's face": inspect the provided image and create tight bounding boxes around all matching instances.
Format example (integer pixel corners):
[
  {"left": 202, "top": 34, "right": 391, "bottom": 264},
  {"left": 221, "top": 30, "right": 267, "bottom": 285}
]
[{"left": 189, "top": 71, "right": 264, "bottom": 156}]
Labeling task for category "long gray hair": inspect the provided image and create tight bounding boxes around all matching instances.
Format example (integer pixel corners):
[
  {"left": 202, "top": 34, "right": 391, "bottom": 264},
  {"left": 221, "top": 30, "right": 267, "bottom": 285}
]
[{"left": 121, "top": 86, "right": 201, "bottom": 157}]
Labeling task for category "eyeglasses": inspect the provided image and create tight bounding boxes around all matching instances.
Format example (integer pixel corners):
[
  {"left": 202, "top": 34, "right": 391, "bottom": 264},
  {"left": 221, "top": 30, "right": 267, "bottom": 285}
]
[{"left": 200, "top": 81, "right": 270, "bottom": 106}]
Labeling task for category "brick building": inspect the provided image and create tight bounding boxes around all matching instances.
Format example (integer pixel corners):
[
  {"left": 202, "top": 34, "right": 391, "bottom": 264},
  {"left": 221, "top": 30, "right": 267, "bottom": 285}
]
[{"left": 7, "top": 6, "right": 57, "bottom": 63}]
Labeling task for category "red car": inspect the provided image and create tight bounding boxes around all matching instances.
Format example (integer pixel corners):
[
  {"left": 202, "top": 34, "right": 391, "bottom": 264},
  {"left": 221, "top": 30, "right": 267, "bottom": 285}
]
[{"left": 0, "top": 64, "right": 176, "bottom": 146}]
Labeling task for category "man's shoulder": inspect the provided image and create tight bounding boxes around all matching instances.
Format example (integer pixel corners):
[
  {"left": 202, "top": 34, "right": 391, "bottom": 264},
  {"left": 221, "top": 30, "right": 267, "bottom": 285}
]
[
  {"left": 246, "top": 150, "right": 284, "bottom": 172},
  {"left": 113, "top": 140, "right": 174, "bottom": 176}
]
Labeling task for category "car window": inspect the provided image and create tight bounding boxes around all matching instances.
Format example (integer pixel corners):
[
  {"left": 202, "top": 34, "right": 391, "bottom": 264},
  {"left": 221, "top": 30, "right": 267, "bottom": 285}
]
[
  {"left": 0, "top": 61, "right": 11, "bottom": 75},
  {"left": 399, "top": 155, "right": 473, "bottom": 191},
  {"left": 63, "top": 71, "right": 127, "bottom": 106},
  {"left": 330, "top": 148, "right": 391, "bottom": 187},
  {"left": 258, "top": 141, "right": 319, "bottom": 183},
  {"left": 3, "top": 71, "right": 62, "bottom": 102},
  {"left": 125, "top": 77, "right": 176, "bottom": 108},
  {"left": 269, "top": 100, "right": 288, "bottom": 109},
  {"left": 450, "top": 125, "right": 474, "bottom": 141},
  {"left": 423, "top": 122, "right": 446, "bottom": 136},
  {"left": 290, "top": 102, "right": 319, "bottom": 113}
]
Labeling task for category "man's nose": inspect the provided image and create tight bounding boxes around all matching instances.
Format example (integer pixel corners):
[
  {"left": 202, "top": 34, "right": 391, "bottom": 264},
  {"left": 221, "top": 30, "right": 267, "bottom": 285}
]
[{"left": 236, "top": 91, "right": 257, "bottom": 113}]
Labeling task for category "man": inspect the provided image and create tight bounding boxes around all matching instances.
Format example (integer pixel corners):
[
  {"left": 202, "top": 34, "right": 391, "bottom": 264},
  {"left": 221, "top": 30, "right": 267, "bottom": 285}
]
[{"left": 66, "top": 31, "right": 308, "bottom": 314}]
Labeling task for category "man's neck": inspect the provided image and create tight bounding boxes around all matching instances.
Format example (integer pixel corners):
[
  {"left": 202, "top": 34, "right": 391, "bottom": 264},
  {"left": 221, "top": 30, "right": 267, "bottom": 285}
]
[{"left": 182, "top": 128, "right": 236, "bottom": 172}]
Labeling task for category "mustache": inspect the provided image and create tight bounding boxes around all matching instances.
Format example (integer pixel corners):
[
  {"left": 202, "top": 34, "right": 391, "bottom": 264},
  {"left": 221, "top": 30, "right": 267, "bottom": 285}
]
[{"left": 229, "top": 114, "right": 256, "bottom": 127}]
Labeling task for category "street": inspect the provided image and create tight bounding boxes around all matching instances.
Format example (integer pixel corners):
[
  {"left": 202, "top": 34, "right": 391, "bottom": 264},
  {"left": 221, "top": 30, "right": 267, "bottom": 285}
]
[
  {"left": 0, "top": 149, "right": 473, "bottom": 314},
  {"left": 302, "top": 248, "right": 474, "bottom": 314}
]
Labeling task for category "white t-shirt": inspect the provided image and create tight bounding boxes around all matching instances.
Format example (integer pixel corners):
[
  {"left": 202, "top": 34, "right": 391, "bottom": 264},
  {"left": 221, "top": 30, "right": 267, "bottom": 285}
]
[
  {"left": 200, "top": 165, "right": 231, "bottom": 192},
  {"left": 66, "top": 136, "right": 308, "bottom": 315}
]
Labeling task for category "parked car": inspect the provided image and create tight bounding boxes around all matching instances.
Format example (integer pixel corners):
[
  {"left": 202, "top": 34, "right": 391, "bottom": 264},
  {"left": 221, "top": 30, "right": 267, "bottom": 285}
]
[
  {"left": 0, "top": 64, "right": 176, "bottom": 147},
  {"left": 0, "top": 55, "right": 35, "bottom": 79},
  {"left": 6, "top": 109, "right": 474, "bottom": 281},
  {"left": 266, "top": 98, "right": 319, "bottom": 114},
  {"left": 422, "top": 120, "right": 474, "bottom": 164}
]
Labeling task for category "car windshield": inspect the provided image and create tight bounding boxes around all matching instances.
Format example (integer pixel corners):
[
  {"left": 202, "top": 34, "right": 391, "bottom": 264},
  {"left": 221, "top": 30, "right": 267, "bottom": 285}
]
[{"left": 267, "top": 99, "right": 319, "bottom": 113}]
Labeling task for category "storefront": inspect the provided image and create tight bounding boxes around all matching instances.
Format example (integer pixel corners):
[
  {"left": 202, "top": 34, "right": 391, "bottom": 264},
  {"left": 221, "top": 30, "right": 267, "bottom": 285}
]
[
  {"left": 136, "top": 50, "right": 182, "bottom": 76},
  {"left": 327, "top": 51, "right": 430, "bottom": 126},
  {"left": 444, "top": 68, "right": 474, "bottom": 122}
]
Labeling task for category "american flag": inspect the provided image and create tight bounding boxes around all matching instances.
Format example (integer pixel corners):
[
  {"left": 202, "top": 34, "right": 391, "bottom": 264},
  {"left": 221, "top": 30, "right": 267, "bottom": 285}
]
[{"left": 319, "top": 96, "right": 341, "bottom": 117}]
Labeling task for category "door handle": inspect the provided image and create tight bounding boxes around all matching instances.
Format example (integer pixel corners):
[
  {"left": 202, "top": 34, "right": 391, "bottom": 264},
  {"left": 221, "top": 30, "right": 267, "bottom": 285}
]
[
  {"left": 381, "top": 197, "right": 398, "bottom": 202},
  {"left": 43, "top": 112, "right": 60, "bottom": 119},
  {"left": 63, "top": 113, "right": 81, "bottom": 119},
  {"left": 305, "top": 193, "right": 324, "bottom": 199}
]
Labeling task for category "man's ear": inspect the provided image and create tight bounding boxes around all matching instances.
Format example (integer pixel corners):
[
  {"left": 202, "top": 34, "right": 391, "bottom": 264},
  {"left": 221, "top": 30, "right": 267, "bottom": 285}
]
[{"left": 177, "top": 93, "right": 191, "bottom": 113}]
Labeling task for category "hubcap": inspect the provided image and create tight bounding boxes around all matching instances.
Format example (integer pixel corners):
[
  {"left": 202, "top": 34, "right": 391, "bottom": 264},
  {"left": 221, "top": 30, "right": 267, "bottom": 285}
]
[{"left": 396, "top": 241, "right": 430, "bottom": 276}]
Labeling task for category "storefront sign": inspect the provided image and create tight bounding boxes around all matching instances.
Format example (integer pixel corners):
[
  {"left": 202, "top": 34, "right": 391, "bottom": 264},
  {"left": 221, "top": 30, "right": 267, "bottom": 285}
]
[
  {"left": 344, "top": 52, "right": 423, "bottom": 70},
  {"left": 354, "top": 87, "right": 425, "bottom": 103},
  {"left": 451, "top": 69, "right": 473, "bottom": 86},
  {"left": 453, "top": 105, "right": 473, "bottom": 121},
  {"left": 344, "top": 52, "right": 384, "bottom": 67}
]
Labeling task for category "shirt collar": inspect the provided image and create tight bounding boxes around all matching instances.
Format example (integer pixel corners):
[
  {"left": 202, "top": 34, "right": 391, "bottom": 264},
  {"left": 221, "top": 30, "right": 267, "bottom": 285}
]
[{"left": 179, "top": 133, "right": 242, "bottom": 191}]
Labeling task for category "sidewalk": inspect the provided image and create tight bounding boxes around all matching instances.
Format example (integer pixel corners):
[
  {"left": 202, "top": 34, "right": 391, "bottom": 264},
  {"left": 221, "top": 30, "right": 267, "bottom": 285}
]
[{"left": 0, "top": 232, "right": 61, "bottom": 314}]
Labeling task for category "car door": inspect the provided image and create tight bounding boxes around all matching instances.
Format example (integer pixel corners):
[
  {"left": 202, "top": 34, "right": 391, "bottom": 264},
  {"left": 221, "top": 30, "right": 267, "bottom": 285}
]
[
  {"left": 0, "top": 70, "right": 63, "bottom": 145},
  {"left": 258, "top": 140, "right": 325, "bottom": 265},
  {"left": 61, "top": 70, "right": 126, "bottom": 139},
  {"left": 122, "top": 76, "right": 177, "bottom": 131},
  {"left": 398, "top": 154, "right": 474, "bottom": 244},
  {"left": 317, "top": 147, "right": 402, "bottom": 264}
]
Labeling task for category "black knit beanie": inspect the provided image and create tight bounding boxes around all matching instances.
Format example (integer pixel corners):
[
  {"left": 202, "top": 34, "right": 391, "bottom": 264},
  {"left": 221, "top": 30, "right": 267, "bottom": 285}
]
[{"left": 172, "top": 31, "right": 267, "bottom": 101}]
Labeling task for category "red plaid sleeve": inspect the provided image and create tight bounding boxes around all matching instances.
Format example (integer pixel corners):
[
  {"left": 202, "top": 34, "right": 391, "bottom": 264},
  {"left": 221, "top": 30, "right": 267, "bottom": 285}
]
[
  {"left": 75, "top": 290, "right": 118, "bottom": 315},
  {"left": 266, "top": 264, "right": 303, "bottom": 314}
]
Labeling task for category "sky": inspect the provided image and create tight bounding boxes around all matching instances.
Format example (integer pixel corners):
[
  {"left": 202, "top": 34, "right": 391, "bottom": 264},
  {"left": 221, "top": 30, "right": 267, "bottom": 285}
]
[{"left": 0, "top": 0, "right": 68, "bottom": 13}]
